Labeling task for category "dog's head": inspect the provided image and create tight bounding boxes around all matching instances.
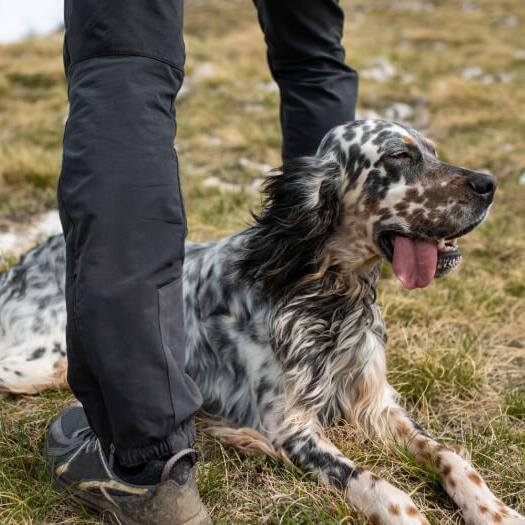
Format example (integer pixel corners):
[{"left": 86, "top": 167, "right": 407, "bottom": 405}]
[
  {"left": 318, "top": 119, "right": 496, "bottom": 289},
  {"left": 242, "top": 119, "right": 495, "bottom": 297}
]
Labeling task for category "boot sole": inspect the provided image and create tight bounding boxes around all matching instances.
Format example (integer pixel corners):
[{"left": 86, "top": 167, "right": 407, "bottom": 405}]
[{"left": 48, "top": 458, "right": 210, "bottom": 525}]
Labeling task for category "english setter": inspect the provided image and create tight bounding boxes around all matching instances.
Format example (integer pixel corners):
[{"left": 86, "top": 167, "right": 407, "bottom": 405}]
[{"left": 1, "top": 120, "right": 523, "bottom": 525}]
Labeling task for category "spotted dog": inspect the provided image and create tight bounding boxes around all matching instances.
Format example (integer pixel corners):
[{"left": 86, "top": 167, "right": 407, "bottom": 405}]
[{"left": 1, "top": 120, "right": 523, "bottom": 525}]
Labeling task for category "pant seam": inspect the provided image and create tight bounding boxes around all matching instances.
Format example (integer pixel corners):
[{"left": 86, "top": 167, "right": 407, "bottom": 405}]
[{"left": 67, "top": 51, "right": 185, "bottom": 76}]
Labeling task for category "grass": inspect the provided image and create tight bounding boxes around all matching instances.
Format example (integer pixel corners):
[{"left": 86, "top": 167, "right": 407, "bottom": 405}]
[{"left": 0, "top": 0, "right": 524, "bottom": 522}]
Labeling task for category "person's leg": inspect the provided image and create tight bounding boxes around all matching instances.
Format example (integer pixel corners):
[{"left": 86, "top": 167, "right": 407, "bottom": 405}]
[
  {"left": 59, "top": 0, "right": 202, "bottom": 468},
  {"left": 47, "top": 2, "right": 210, "bottom": 523},
  {"left": 253, "top": 0, "right": 358, "bottom": 160}
]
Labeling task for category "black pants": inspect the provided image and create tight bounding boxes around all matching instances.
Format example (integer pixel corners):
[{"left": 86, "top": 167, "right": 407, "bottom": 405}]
[{"left": 59, "top": 0, "right": 358, "bottom": 467}]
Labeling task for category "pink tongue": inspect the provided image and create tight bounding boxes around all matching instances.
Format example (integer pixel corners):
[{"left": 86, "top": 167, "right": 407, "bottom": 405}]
[{"left": 392, "top": 236, "right": 437, "bottom": 290}]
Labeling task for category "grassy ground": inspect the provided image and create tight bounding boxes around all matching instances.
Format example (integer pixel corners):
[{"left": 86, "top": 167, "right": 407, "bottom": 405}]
[{"left": 0, "top": 0, "right": 524, "bottom": 523}]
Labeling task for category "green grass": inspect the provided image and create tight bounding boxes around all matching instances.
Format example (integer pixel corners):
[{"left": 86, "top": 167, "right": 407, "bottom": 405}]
[{"left": 0, "top": 0, "right": 524, "bottom": 523}]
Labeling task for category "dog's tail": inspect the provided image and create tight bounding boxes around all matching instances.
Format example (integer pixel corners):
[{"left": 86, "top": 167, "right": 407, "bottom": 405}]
[{"left": 198, "top": 414, "right": 293, "bottom": 466}]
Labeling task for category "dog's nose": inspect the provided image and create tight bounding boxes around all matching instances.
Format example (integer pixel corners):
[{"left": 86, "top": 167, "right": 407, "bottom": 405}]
[{"left": 468, "top": 173, "right": 497, "bottom": 199}]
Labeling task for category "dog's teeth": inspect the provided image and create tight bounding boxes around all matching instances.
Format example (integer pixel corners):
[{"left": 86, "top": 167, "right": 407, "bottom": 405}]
[{"left": 437, "top": 238, "right": 445, "bottom": 249}]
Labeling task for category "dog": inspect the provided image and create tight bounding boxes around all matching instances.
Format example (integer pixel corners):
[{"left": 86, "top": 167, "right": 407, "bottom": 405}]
[{"left": 0, "top": 120, "right": 523, "bottom": 525}]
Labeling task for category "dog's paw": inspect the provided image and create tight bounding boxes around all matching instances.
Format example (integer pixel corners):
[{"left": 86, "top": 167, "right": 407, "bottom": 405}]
[{"left": 462, "top": 499, "right": 525, "bottom": 525}]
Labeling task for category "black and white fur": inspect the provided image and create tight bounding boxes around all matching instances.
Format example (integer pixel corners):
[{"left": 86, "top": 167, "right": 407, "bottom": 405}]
[{"left": 0, "top": 120, "right": 523, "bottom": 525}]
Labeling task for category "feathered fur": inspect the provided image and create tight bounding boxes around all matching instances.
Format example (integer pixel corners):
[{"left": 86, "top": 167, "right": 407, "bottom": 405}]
[{"left": 0, "top": 120, "right": 522, "bottom": 525}]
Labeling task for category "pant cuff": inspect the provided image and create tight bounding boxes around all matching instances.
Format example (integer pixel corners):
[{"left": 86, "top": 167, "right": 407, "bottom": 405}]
[{"left": 115, "top": 416, "right": 196, "bottom": 467}]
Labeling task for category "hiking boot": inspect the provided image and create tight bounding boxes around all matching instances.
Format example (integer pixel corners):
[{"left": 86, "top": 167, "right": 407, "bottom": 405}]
[{"left": 44, "top": 405, "right": 211, "bottom": 525}]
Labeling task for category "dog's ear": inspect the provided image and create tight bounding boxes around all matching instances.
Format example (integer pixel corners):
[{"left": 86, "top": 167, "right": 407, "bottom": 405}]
[{"left": 238, "top": 156, "right": 343, "bottom": 299}]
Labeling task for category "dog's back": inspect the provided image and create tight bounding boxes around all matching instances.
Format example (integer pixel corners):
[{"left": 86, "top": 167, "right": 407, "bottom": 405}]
[{"left": 0, "top": 234, "right": 68, "bottom": 393}]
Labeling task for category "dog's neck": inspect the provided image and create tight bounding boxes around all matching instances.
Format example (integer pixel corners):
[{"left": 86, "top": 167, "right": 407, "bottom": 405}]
[{"left": 237, "top": 220, "right": 381, "bottom": 307}]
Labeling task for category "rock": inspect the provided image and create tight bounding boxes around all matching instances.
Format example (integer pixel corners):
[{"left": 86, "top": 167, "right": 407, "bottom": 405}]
[
  {"left": 397, "top": 40, "right": 412, "bottom": 49},
  {"left": 501, "top": 15, "right": 518, "bottom": 27},
  {"left": 391, "top": 1, "right": 435, "bottom": 11},
  {"left": 245, "top": 103, "right": 263, "bottom": 113},
  {"left": 384, "top": 103, "right": 414, "bottom": 121},
  {"left": 361, "top": 57, "right": 396, "bottom": 83},
  {"left": 431, "top": 41, "right": 445, "bottom": 51},
  {"left": 177, "top": 82, "right": 191, "bottom": 99},
  {"left": 459, "top": 2, "right": 478, "bottom": 11},
  {"left": 356, "top": 109, "right": 382, "bottom": 120},
  {"left": 202, "top": 177, "right": 239, "bottom": 192},
  {"left": 498, "top": 143, "right": 513, "bottom": 153},
  {"left": 238, "top": 158, "right": 272, "bottom": 174},
  {"left": 402, "top": 74, "right": 417, "bottom": 84},
  {"left": 192, "top": 62, "right": 216, "bottom": 82},
  {"left": 462, "top": 66, "right": 482, "bottom": 79},
  {"left": 499, "top": 72, "right": 515, "bottom": 84},
  {"left": 257, "top": 81, "right": 279, "bottom": 93},
  {"left": 251, "top": 178, "right": 265, "bottom": 191},
  {"left": 519, "top": 172, "right": 525, "bottom": 185}
]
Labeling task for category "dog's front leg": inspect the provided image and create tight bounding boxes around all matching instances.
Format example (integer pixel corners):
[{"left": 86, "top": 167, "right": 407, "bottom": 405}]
[
  {"left": 375, "top": 405, "right": 525, "bottom": 525},
  {"left": 276, "top": 413, "right": 430, "bottom": 525}
]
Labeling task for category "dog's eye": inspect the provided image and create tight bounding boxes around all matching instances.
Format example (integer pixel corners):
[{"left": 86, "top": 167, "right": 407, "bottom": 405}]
[{"left": 389, "top": 152, "right": 412, "bottom": 160}]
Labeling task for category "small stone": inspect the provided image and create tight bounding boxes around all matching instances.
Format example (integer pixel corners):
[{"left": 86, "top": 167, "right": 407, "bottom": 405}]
[
  {"left": 499, "top": 72, "right": 515, "bottom": 84},
  {"left": 519, "top": 172, "right": 525, "bottom": 185},
  {"left": 501, "top": 15, "right": 518, "bottom": 27},
  {"left": 431, "top": 41, "right": 445, "bottom": 51},
  {"left": 257, "top": 81, "right": 279, "bottom": 93},
  {"left": 251, "top": 178, "right": 265, "bottom": 190},
  {"left": 385, "top": 103, "right": 414, "bottom": 121},
  {"left": 192, "top": 62, "right": 216, "bottom": 82},
  {"left": 245, "top": 103, "right": 263, "bottom": 113},
  {"left": 462, "top": 66, "right": 482, "bottom": 79},
  {"left": 177, "top": 82, "right": 191, "bottom": 99},
  {"left": 356, "top": 109, "right": 382, "bottom": 120},
  {"left": 361, "top": 57, "right": 396, "bottom": 83},
  {"left": 239, "top": 158, "right": 272, "bottom": 174},
  {"left": 202, "top": 177, "right": 239, "bottom": 192},
  {"left": 498, "top": 143, "right": 513, "bottom": 153},
  {"left": 460, "top": 2, "right": 478, "bottom": 11}
]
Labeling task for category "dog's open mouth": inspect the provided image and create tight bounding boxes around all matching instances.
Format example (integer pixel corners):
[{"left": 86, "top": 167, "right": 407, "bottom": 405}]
[
  {"left": 378, "top": 217, "right": 486, "bottom": 289},
  {"left": 379, "top": 233, "right": 462, "bottom": 290}
]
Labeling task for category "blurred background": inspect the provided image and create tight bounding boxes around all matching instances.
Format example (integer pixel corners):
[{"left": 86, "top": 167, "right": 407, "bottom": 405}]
[{"left": 0, "top": 1, "right": 523, "bottom": 523}]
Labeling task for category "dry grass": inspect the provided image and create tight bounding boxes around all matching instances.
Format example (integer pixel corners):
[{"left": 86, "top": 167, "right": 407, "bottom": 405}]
[{"left": 0, "top": 0, "right": 524, "bottom": 523}]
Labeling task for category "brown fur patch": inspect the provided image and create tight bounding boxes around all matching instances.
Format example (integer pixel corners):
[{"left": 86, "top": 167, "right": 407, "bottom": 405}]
[
  {"left": 448, "top": 477, "right": 456, "bottom": 488},
  {"left": 394, "top": 201, "right": 410, "bottom": 213},
  {"left": 442, "top": 464, "right": 452, "bottom": 476},
  {"left": 389, "top": 504, "right": 400, "bottom": 515},
  {"left": 406, "top": 506, "right": 419, "bottom": 516},
  {"left": 492, "top": 512, "right": 503, "bottom": 523},
  {"left": 402, "top": 136, "right": 416, "bottom": 146},
  {"left": 450, "top": 443, "right": 468, "bottom": 459},
  {"left": 369, "top": 513, "right": 380, "bottom": 525},
  {"left": 479, "top": 505, "right": 489, "bottom": 514},
  {"left": 468, "top": 471, "right": 483, "bottom": 486},
  {"left": 405, "top": 188, "right": 425, "bottom": 204},
  {"left": 425, "top": 138, "right": 437, "bottom": 151},
  {"left": 416, "top": 437, "right": 427, "bottom": 450}
]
